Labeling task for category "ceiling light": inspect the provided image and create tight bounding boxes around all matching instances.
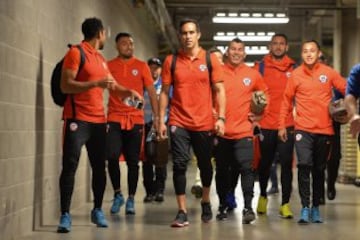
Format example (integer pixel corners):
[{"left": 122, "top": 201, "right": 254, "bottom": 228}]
[
  {"left": 213, "top": 32, "right": 275, "bottom": 42},
  {"left": 264, "top": 13, "right": 274, "bottom": 17},
  {"left": 240, "top": 13, "right": 250, "bottom": 17},
  {"left": 245, "top": 46, "right": 269, "bottom": 55},
  {"left": 212, "top": 12, "right": 289, "bottom": 24},
  {"left": 216, "top": 13, "right": 226, "bottom": 17},
  {"left": 216, "top": 45, "right": 269, "bottom": 55}
]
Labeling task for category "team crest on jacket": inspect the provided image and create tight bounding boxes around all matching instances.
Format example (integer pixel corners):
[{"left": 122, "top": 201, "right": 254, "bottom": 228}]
[
  {"left": 199, "top": 64, "right": 207, "bottom": 72},
  {"left": 243, "top": 77, "right": 251, "bottom": 86},
  {"left": 319, "top": 74, "right": 328, "bottom": 83},
  {"left": 132, "top": 69, "right": 139, "bottom": 76},
  {"left": 286, "top": 72, "right": 292, "bottom": 78}
]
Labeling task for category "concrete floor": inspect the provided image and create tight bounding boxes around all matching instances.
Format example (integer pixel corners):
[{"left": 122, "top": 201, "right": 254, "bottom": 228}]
[{"left": 19, "top": 164, "right": 360, "bottom": 240}]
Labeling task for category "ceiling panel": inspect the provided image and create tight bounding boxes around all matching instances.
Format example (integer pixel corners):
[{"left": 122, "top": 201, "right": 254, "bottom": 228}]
[{"left": 158, "top": 0, "right": 356, "bottom": 60}]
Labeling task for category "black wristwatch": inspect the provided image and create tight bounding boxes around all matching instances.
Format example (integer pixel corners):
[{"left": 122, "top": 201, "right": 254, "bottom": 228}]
[{"left": 217, "top": 117, "right": 226, "bottom": 123}]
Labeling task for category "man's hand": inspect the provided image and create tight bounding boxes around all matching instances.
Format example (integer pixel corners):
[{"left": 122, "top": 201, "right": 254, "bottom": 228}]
[
  {"left": 95, "top": 77, "right": 115, "bottom": 89},
  {"left": 129, "top": 89, "right": 143, "bottom": 102},
  {"left": 158, "top": 122, "right": 168, "bottom": 140},
  {"left": 349, "top": 114, "right": 360, "bottom": 138},
  {"left": 278, "top": 128, "right": 288, "bottom": 142},
  {"left": 248, "top": 112, "right": 263, "bottom": 123},
  {"left": 152, "top": 117, "right": 160, "bottom": 134},
  {"left": 214, "top": 119, "right": 225, "bottom": 136}
]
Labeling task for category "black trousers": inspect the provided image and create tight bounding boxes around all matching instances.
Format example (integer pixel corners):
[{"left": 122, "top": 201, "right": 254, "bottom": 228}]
[
  {"left": 295, "top": 130, "right": 332, "bottom": 207},
  {"left": 170, "top": 126, "right": 213, "bottom": 195},
  {"left": 258, "top": 127, "right": 294, "bottom": 204},
  {"left": 214, "top": 137, "right": 255, "bottom": 209},
  {"left": 60, "top": 119, "right": 107, "bottom": 213},
  {"left": 327, "top": 121, "right": 341, "bottom": 188},
  {"left": 107, "top": 122, "right": 143, "bottom": 196},
  {"left": 142, "top": 123, "right": 167, "bottom": 195}
]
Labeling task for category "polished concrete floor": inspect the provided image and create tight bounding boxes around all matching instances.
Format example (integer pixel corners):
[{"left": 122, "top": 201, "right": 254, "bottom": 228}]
[{"left": 20, "top": 164, "right": 360, "bottom": 240}]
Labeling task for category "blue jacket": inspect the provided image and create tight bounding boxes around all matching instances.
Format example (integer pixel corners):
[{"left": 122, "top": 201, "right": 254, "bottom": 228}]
[{"left": 345, "top": 63, "right": 360, "bottom": 98}]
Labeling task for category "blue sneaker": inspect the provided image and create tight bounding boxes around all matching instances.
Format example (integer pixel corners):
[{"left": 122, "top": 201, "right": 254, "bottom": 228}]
[
  {"left": 225, "top": 192, "right": 237, "bottom": 211},
  {"left": 298, "top": 207, "right": 310, "bottom": 224},
  {"left": 125, "top": 198, "right": 135, "bottom": 215},
  {"left": 57, "top": 212, "right": 71, "bottom": 233},
  {"left": 110, "top": 193, "right": 124, "bottom": 214},
  {"left": 311, "top": 207, "right": 323, "bottom": 223},
  {"left": 91, "top": 208, "right": 108, "bottom": 227}
]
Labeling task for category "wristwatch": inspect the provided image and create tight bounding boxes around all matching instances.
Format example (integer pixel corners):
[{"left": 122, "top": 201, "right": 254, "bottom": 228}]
[{"left": 217, "top": 117, "right": 226, "bottom": 123}]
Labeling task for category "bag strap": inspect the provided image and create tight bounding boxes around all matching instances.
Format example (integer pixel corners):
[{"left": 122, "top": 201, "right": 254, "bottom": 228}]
[
  {"left": 68, "top": 44, "right": 86, "bottom": 119},
  {"left": 170, "top": 51, "right": 178, "bottom": 82},
  {"left": 259, "top": 60, "right": 265, "bottom": 76},
  {"left": 205, "top": 51, "right": 212, "bottom": 82}
]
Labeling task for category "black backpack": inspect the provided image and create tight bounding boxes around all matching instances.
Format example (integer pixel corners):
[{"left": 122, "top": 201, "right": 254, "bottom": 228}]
[{"left": 51, "top": 44, "right": 85, "bottom": 107}]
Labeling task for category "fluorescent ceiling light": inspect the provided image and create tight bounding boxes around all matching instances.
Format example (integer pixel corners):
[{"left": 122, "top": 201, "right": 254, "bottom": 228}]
[
  {"left": 216, "top": 13, "right": 226, "bottom": 17},
  {"left": 213, "top": 32, "right": 275, "bottom": 42},
  {"left": 245, "top": 46, "right": 269, "bottom": 55},
  {"left": 216, "top": 46, "right": 269, "bottom": 55},
  {"left": 264, "top": 13, "right": 274, "bottom": 17},
  {"left": 212, "top": 12, "right": 289, "bottom": 24}
]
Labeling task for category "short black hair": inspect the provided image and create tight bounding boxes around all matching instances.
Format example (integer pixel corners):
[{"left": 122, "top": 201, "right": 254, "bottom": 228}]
[
  {"left": 115, "top": 32, "right": 132, "bottom": 42},
  {"left": 228, "top": 38, "right": 245, "bottom": 47},
  {"left": 303, "top": 39, "right": 321, "bottom": 50},
  {"left": 147, "top": 57, "right": 162, "bottom": 66},
  {"left": 81, "top": 17, "right": 104, "bottom": 40},
  {"left": 271, "top": 33, "right": 288, "bottom": 44},
  {"left": 208, "top": 46, "right": 222, "bottom": 54},
  {"left": 178, "top": 18, "right": 200, "bottom": 33}
]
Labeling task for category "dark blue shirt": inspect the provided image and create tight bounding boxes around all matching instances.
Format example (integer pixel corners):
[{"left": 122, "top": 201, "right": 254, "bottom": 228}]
[{"left": 345, "top": 63, "right": 360, "bottom": 98}]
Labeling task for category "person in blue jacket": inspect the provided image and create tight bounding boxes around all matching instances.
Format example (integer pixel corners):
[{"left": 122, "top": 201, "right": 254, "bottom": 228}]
[{"left": 344, "top": 63, "right": 360, "bottom": 187}]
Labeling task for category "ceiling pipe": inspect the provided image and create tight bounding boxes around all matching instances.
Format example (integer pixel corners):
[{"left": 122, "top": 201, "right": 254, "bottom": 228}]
[
  {"left": 165, "top": 2, "right": 356, "bottom": 9},
  {"left": 143, "top": 0, "right": 179, "bottom": 51}
]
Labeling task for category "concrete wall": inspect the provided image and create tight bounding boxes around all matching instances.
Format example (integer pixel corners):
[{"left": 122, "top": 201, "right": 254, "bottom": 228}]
[
  {"left": 0, "top": 0, "right": 158, "bottom": 239},
  {"left": 341, "top": 8, "right": 360, "bottom": 74}
]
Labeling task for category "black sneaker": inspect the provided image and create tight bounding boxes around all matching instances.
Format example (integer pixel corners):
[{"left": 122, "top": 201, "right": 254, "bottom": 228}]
[
  {"left": 201, "top": 202, "right": 213, "bottom": 223},
  {"left": 171, "top": 210, "right": 189, "bottom": 227},
  {"left": 143, "top": 194, "right": 154, "bottom": 203},
  {"left": 327, "top": 185, "right": 336, "bottom": 200},
  {"left": 154, "top": 192, "right": 164, "bottom": 202},
  {"left": 216, "top": 205, "right": 228, "bottom": 221},
  {"left": 242, "top": 208, "right": 256, "bottom": 224}
]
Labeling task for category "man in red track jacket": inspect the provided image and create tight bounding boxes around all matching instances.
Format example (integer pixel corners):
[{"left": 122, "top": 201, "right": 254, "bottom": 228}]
[{"left": 278, "top": 40, "right": 346, "bottom": 224}]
